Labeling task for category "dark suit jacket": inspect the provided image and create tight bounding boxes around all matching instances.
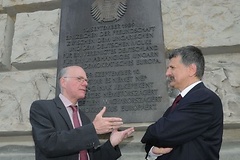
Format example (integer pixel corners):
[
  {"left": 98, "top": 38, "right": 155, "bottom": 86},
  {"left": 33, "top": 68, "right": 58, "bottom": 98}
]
[
  {"left": 30, "top": 96, "right": 121, "bottom": 160},
  {"left": 141, "top": 82, "right": 223, "bottom": 160}
]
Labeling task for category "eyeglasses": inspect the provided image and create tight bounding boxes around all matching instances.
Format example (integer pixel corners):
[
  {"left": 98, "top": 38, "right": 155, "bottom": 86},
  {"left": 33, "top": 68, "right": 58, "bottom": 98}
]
[{"left": 63, "top": 76, "right": 88, "bottom": 84}]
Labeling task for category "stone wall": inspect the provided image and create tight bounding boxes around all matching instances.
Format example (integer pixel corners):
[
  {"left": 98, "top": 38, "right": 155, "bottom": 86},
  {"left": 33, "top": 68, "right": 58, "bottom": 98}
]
[
  {"left": 0, "top": 0, "right": 240, "bottom": 159},
  {"left": 0, "top": 0, "right": 240, "bottom": 132}
]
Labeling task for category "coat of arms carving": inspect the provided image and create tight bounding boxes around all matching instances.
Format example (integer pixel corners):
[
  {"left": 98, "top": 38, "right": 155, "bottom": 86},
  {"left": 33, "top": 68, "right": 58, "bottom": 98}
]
[{"left": 91, "top": 0, "right": 127, "bottom": 22}]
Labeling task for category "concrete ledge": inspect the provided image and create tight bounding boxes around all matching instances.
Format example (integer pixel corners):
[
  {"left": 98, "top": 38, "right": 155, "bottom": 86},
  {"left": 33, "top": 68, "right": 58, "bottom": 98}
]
[
  {"left": 0, "top": 140, "right": 240, "bottom": 160},
  {"left": 1, "top": 126, "right": 240, "bottom": 160},
  {"left": 0, "top": 122, "right": 238, "bottom": 136},
  {"left": 0, "top": 145, "right": 34, "bottom": 160},
  {"left": 220, "top": 141, "right": 240, "bottom": 160}
]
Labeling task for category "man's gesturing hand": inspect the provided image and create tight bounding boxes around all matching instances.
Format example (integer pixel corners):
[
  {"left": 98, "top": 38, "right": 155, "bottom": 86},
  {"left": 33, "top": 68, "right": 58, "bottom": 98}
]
[
  {"left": 110, "top": 127, "right": 135, "bottom": 147},
  {"left": 93, "top": 106, "right": 123, "bottom": 134}
]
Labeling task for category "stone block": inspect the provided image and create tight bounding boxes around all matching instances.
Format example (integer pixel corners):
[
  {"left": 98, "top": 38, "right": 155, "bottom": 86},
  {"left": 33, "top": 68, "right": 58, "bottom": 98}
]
[
  {"left": 0, "top": 0, "right": 3, "bottom": 11},
  {"left": 0, "top": 14, "right": 14, "bottom": 71},
  {"left": 161, "top": 0, "right": 240, "bottom": 48},
  {"left": 11, "top": 9, "right": 60, "bottom": 70},
  {"left": 2, "top": 0, "right": 60, "bottom": 16},
  {"left": 204, "top": 53, "right": 240, "bottom": 123},
  {"left": 0, "top": 68, "right": 56, "bottom": 131}
]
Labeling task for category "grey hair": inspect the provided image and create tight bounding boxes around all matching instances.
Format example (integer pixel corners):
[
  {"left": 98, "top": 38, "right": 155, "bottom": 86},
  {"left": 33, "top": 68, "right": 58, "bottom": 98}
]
[
  {"left": 57, "top": 67, "right": 69, "bottom": 92},
  {"left": 167, "top": 45, "right": 205, "bottom": 79},
  {"left": 58, "top": 67, "right": 68, "bottom": 80}
]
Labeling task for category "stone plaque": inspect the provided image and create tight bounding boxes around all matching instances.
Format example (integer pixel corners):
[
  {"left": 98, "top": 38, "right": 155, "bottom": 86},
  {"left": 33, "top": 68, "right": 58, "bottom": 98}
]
[{"left": 57, "top": 0, "right": 169, "bottom": 123}]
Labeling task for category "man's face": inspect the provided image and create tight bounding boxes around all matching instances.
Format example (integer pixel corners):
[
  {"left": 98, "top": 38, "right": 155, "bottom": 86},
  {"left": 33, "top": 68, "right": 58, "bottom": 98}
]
[
  {"left": 165, "top": 56, "right": 190, "bottom": 91},
  {"left": 61, "top": 66, "right": 88, "bottom": 103}
]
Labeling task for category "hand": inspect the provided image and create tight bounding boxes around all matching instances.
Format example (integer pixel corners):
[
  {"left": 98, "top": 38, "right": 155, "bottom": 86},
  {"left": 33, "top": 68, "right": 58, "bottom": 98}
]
[
  {"left": 110, "top": 127, "right": 135, "bottom": 147},
  {"left": 93, "top": 107, "right": 123, "bottom": 134},
  {"left": 152, "top": 146, "right": 173, "bottom": 154}
]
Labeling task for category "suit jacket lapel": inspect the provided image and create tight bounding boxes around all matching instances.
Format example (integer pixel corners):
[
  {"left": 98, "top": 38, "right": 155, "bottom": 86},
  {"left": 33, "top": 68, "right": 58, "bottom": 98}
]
[
  {"left": 53, "top": 97, "right": 73, "bottom": 129},
  {"left": 79, "top": 109, "right": 91, "bottom": 125},
  {"left": 163, "top": 82, "right": 205, "bottom": 116}
]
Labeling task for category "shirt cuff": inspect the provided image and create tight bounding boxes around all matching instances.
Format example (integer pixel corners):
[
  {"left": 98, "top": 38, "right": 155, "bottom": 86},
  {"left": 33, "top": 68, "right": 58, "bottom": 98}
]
[{"left": 147, "top": 146, "right": 162, "bottom": 160}]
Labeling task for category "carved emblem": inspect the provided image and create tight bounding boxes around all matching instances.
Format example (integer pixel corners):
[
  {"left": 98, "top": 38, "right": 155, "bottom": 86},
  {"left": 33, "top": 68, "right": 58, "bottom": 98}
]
[{"left": 91, "top": 0, "right": 127, "bottom": 22}]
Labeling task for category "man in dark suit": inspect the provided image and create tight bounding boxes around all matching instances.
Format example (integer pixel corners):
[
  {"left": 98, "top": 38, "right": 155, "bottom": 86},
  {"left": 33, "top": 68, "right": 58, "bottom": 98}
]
[
  {"left": 141, "top": 46, "right": 223, "bottom": 160},
  {"left": 30, "top": 65, "right": 134, "bottom": 160}
]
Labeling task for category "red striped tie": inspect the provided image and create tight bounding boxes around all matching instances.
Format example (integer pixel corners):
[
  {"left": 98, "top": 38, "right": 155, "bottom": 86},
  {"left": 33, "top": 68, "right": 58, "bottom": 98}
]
[{"left": 70, "top": 105, "right": 88, "bottom": 160}]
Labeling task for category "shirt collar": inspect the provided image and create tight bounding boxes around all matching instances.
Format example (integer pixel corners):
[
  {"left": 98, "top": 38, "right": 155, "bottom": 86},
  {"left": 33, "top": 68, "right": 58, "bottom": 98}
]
[
  {"left": 180, "top": 81, "right": 202, "bottom": 97},
  {"left": 59, "top": 94, "right": 78, "bottom": 108}
]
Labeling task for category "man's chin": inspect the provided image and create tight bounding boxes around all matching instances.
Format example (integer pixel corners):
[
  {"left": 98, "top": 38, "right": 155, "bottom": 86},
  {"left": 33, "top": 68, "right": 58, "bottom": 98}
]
[
  {"left": 78, "top": 92, "right": 86, "bottom": 98},
  {"left": 168, "top": 82, "right": 175, "bottom": 87}
]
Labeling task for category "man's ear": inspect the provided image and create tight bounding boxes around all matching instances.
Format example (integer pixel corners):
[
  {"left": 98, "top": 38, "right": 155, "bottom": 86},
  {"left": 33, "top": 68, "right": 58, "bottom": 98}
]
[
  {"left": 189, "top": 63, "right": 197, "bottom": 77},
  {"left": 60, "top": 77, "right": 65, "bottom": 88}
]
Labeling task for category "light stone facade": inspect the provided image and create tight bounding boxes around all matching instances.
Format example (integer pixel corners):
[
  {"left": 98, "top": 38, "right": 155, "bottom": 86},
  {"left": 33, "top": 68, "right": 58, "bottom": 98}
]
[{"left": 0, "top": 0, "right": 240, "bottom": 159}]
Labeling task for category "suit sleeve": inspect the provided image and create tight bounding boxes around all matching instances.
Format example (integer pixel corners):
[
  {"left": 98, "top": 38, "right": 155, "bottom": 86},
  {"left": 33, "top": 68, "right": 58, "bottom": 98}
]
[
  {"left": 141, "top": 89, "right": 222, "bottom": 148},
  {"left": 92, "top": 140, "right": 121, "bottom": 160},
  {"left": 30, "top": 100, "right": 100, "bottom": 158}
]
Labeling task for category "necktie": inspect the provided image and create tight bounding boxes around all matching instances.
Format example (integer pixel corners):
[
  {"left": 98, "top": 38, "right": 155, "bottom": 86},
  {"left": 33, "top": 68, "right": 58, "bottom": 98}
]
[
  {"left": 70, "top": 105, "right": 88, "bottom": 160},
  {"left": 171, "top": 94, "right": 182, "bottom": 111}
]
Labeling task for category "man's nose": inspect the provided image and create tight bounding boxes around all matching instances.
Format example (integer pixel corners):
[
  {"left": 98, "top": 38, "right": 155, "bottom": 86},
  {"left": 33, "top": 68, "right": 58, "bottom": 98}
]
[{"left": 165, "top": 68, "right": 170, "bottom": 76}]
